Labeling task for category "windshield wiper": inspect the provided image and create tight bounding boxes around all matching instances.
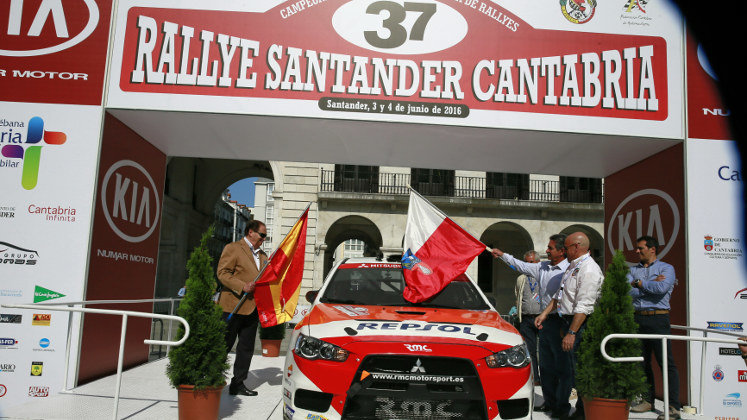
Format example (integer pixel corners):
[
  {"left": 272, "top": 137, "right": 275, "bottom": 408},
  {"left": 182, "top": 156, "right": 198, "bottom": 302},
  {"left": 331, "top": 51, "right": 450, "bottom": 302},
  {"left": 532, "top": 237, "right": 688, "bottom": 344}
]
[{"left": 321, "top": 298, "right": 363, "bottom": 305}]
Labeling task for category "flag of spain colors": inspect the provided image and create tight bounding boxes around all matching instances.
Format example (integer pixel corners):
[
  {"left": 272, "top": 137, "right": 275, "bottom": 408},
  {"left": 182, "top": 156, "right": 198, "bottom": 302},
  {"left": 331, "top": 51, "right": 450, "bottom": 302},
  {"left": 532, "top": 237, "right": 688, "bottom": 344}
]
[{"left": 255, "top": 206, "right": 309, "bottom": 328}]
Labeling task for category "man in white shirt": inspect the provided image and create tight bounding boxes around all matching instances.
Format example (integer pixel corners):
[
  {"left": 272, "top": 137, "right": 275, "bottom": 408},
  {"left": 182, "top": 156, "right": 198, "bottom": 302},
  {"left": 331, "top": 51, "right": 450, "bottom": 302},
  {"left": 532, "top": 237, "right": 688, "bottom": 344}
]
[{"left": 535, "top": 232, "right": 603, "bottom": 420}]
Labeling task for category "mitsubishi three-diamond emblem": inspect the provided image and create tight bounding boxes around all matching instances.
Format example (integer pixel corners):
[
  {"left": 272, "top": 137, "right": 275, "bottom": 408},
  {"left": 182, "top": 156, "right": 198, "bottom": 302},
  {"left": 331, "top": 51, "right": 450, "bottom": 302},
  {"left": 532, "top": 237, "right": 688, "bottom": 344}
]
[{"left": 411, "top": 358, "right": 426, "bottom": 373}]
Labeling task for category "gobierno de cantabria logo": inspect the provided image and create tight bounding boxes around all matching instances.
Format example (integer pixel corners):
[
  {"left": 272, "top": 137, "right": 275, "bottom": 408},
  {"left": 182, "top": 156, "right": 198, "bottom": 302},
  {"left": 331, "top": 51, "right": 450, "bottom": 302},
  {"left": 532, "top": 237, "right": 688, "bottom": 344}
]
[{"left": 0, "top": 117, "right": 66, "bottom": 190}]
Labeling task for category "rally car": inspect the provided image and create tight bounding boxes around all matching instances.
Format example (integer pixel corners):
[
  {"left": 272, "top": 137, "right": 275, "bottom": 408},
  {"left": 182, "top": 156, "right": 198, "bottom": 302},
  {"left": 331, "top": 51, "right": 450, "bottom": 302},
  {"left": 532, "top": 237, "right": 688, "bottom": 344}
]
[{"left": 282, "top": 257, "right": 532, "bottom": 420}]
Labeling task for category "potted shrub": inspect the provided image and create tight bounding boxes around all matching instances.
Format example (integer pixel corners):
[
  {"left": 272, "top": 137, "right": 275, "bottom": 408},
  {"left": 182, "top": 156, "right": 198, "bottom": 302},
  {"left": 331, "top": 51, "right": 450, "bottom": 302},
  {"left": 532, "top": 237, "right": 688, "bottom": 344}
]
[
  {"left": 259, "top": 323, "right": 286, "bottom": 357},
  {"left": 167, "top": 227, "right": 229, "bottom": 420},
  {"left": 576, "top": 250, "right": 647, "bottom": 419}
]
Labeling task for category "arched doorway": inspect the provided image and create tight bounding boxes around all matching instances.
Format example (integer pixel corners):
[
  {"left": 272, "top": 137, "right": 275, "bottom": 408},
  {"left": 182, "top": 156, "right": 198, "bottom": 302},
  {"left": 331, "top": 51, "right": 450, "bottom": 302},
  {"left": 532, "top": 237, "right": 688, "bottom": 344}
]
[
  {"left": 479, "top": 222, "right": 534, "bottom": 313},
  {"left": 561, "top": 224, "right": 604, "bottom": 268},
  {"left": 323, "top": 215, "right": 383, "bottom": 278},
  {"left": 155, "top": 158, "right": 273, "bottom": 298}
]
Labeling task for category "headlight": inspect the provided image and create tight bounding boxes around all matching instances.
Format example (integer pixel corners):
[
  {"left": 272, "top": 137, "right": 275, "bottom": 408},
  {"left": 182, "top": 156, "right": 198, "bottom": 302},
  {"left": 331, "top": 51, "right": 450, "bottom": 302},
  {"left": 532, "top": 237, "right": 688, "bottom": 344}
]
[
  {"left": 485, "top": 343, "right": 530, "bottom": 368},
  {"left": 294, "top": 334, "right": 349, "bottom": 362}
]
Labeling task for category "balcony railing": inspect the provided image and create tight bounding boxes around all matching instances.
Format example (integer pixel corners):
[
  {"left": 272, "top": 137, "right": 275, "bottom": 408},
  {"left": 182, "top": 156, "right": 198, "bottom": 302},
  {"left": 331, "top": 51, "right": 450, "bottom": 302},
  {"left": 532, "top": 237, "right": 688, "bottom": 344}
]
[{"left": 320, "top": 170, "right": 603, "bottom": 203}]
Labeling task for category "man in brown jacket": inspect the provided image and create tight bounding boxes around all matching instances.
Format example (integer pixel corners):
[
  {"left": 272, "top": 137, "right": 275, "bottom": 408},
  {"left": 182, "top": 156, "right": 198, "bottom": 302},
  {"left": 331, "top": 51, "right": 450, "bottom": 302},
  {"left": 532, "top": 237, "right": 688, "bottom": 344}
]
[{"left": 217, "top": 220, "right": 268, "bottom": 396}]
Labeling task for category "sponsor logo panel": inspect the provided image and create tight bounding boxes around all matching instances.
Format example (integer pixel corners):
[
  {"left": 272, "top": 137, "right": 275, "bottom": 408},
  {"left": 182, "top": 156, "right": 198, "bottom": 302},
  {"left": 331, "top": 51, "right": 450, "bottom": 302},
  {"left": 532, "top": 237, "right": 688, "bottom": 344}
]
[
  {"left": 0, "top": 205, "right": 15, "bottom": 219},
  {"left": 28, "top": 386, "right": 49, "bottom": 397},
  {"left": 34, "top": 285, "right": 65, "bottom": 303},
  {"left": 739, "top": 370, "right": 747, "bottom": 383},
  {"left": 607, "top": 189, "right": 680, "bottom": 263},
  {"left": 32, "top": 313, "right": 51, "bottom": 326},
  {"left": 719, "top": 347, "right": 741, "bottom": 356},
  {"left": 0, "top": 363, "right": 16, "bottom": 373},
  {"left": 34, "top": 337, "right": 54, "bottom": 352},
  {"left": 722, "top": 393, "right": 742, "bottom": 408},
  {"left": 0, "top": 383, "right": 6, "bottom": 397},
  {"left": 560, "top": 0, "right": 596, "bottom": 24},
  {"left": 30, "top": 361, "right": 43, "bottom": 376},
  {"left": 0, "top": 117, "right": 67, "bottom": 190},
  {"left": 0, "top": 314, "right": 22, "bottom": 324},
  {"left": 703, "top": 235, "right": 743, "bottom": 261},
  {"left": 0, "top": 241, "right": 39, "bottom": 265},
  {"left": 0, "top": 289, "right": 22, "bottom": 298},
  {"left": 620, "top": 0, "right": 651, "bottom": 27},
  {"left": 100, "top": 160, "right": 161, "bottom": 243},
  {"left": 708, "top": 322, "right": 744, "bottom": 332},
  {"left": 713, "top": 365, "right": 725, "bottom": 382},
  {"left": 0, "top": 338, "right": 19, "bottom": 350},
  {"left": 27, "top": 203, "right": 78, "bottom": 223}
]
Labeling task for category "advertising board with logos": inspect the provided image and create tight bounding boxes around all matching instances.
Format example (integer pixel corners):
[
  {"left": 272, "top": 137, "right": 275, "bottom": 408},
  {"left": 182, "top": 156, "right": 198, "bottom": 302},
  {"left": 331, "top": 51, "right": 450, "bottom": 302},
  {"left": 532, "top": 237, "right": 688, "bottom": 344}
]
[
  {"left": 0, "top": 0, "right": 113, "bottom": 105},
  {"left": 0, "top": 102, "right": 102, "bottom": 408},
  {"left": 685, "top": 138, "right": 745, "bottom": 416},
  {"left": 684, "top": 26, "right": 745, "bottom": 416},
  {"left": 80, "top": 113, "right": 166, "bottom": 383},
  {"left": 106, "top": 0, "right": 684, "bottom": 140},
  {"left": 603, "top": 143, "right": 688, "bottom": 406}
]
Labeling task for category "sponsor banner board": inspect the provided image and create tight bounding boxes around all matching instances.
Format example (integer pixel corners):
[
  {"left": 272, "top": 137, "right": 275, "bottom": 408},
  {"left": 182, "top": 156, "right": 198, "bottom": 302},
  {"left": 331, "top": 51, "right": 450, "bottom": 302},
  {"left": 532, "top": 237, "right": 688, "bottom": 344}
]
[
  {"left": 604, "top": 143, "right": 687, "bottom": 404},
  {"left": 79, "top": 112, "right": 166, "bottom": 383},
  {"left": 107, "top": 0, "right": 684, "bottom": 139},
  {"left": 0, "top": 0, "right": 114, "bottom": 105},
  {"left": 0, "top": 102, "right": 102, "bottom": 408},
  {"left": 686, "top": 138, "right": 745, "bottom": 416}
]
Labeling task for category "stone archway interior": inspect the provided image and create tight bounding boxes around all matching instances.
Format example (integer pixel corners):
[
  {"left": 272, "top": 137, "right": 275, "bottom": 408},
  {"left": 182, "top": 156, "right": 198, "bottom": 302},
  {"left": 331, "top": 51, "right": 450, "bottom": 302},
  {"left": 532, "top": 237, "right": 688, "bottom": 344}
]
[
  {"left": 560, "top": 224, "right": 605, "bottom": 268},
  {"left": 323, "top": 215, "right": 383, "bottom": 279},
  {"left": 479, "top": 222, "right": 534, "bottom": 314}
]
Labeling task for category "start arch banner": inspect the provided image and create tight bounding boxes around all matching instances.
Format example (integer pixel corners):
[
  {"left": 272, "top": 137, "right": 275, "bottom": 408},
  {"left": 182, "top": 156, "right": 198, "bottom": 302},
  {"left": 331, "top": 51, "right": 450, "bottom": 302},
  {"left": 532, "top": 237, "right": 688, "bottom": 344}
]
[{"left": 107, "top": 0, "right": 684, "bottom": 139}]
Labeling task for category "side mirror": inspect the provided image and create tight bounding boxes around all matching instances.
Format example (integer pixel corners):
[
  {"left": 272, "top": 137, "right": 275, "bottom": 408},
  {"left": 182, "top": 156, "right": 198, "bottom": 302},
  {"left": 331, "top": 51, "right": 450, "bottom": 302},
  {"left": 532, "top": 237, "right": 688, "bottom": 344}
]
[{"left": 305, "top": 290, "right": 319, "bottom": 304}]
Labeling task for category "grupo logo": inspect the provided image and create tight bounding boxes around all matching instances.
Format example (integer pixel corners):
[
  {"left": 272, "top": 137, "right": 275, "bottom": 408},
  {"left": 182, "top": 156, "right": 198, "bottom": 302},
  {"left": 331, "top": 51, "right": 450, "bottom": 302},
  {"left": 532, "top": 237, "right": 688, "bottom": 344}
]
[
  {"left": 607, "top": 189, "right": 680, "bottom": 263},
  {"left": 332, "top": 0, "right": 469, "bottom": 55},
  {"left": 100, "top": 160, "right": 160, "bottom": 243},
  {"left": 0, "top": 0, "right": 100, "bottom": 57},
  {"left": 0, "top": 117, "right": 67, "bottom": 190},
  {"left": 0, "top": 241, "right": 39, "bottom": 265}
]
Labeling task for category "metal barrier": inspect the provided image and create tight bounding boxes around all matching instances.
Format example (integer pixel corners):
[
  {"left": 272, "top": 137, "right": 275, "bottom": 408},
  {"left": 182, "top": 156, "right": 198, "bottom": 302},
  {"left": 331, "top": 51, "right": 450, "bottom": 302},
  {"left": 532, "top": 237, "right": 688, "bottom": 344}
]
[
  {"left": 601, "top": 330, "right": 745, "bottom": 420},
  {"left": 1, "top": 301, "right": 189, "bottom": 420}
]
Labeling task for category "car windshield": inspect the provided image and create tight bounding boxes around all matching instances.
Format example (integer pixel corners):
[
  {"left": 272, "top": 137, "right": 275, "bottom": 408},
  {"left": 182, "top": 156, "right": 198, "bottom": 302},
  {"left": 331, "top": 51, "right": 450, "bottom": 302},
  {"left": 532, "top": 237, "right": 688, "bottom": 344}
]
[{"left": 319, "top": 263, "right": 490, "bottom": 310}]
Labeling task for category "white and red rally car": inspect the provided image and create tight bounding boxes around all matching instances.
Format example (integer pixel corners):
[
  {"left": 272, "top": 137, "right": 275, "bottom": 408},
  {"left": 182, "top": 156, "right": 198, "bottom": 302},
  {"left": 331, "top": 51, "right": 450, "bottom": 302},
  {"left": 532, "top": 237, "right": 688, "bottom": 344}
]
[{"left": 282, "top": 257, "right": 532, "bottom": 420}]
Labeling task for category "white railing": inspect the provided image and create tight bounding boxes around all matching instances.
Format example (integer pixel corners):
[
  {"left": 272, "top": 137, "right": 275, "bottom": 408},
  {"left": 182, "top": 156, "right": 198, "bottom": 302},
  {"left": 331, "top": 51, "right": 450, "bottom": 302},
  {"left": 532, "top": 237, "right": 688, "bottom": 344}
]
[
  {"left": 1, "top": 301, "right": 189, "bottom": 420},
  {"left": 601, "top": 329, "right": 745, "bottom": 420}
]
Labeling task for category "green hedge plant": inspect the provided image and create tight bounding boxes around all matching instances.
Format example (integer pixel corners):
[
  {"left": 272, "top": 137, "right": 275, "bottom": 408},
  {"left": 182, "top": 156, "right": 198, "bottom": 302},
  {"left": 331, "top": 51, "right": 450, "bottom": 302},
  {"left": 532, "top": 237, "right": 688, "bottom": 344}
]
[
  {"left": 576, "top": 250, "right": 647, "bottom": 401},
  {"left": 167, "top": 227, "right": 229, "bottom": 389}
]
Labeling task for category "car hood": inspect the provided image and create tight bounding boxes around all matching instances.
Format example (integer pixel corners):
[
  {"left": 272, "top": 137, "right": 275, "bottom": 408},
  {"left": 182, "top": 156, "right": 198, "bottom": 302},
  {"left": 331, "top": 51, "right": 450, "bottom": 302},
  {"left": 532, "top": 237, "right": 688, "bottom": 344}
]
[{"left": 299, "top": 303, "right": 522, "bottom": 352}]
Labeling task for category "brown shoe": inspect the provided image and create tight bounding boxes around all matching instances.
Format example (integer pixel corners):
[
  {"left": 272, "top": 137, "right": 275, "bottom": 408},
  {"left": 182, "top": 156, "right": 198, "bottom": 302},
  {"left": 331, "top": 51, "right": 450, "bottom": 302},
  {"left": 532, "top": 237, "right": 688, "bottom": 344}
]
[{"left": 631, "top": 401, "right": 653, "bottom": 413}]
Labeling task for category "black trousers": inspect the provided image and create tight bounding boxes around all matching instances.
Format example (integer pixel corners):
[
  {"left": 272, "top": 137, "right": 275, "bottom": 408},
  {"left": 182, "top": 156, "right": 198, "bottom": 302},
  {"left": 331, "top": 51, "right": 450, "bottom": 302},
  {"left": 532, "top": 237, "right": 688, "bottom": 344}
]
[
  {"left": 519, "top": 314, "right": 540, "bottom": 381},
  {"left": 222, "top": 310, "right": 259, "bottom": 386},
  {"left": 635, "top": 313, "right": 680, "bottom": 409}
]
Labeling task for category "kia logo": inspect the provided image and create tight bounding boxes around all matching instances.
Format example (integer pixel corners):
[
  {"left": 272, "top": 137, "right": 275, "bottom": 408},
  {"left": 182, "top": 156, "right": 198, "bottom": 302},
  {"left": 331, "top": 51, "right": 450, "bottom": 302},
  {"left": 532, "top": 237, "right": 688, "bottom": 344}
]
[
  {"left": 100, "top": 160, "right": 160, "bottom": 243},
  {"left": 0, "top": 0, "right": 100, "bottom": 57},
  {"left": 607, "top": 189, "right": 680, "bottom": 262}
]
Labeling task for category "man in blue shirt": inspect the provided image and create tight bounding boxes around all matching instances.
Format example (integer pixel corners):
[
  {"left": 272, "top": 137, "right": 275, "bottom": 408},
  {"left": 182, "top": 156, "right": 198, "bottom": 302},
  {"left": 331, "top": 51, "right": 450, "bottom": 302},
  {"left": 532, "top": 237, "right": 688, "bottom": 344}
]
[
  {"left": 628, "top": 235, "right": 680, "bottom": 420},
  {"left": 493, "top": 234, "right": 571, "bottom": 417}
]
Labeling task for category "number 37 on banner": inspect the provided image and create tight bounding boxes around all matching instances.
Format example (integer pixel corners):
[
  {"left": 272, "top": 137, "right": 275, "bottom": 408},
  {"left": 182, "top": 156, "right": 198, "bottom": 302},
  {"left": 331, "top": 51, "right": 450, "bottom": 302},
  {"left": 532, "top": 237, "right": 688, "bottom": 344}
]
[{"left": 332, "top": 0, "right": 468, "bottom": 54}]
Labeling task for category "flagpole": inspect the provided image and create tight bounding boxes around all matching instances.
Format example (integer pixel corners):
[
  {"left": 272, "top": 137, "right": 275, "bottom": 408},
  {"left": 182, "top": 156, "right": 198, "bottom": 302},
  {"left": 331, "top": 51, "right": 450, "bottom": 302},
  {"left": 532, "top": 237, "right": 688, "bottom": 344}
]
[
  {"left": 407, "top": 185, "right": 491, "bottom": 252},
  {"left": 226, "top": 202, "right": 312, "bottom": 320}
]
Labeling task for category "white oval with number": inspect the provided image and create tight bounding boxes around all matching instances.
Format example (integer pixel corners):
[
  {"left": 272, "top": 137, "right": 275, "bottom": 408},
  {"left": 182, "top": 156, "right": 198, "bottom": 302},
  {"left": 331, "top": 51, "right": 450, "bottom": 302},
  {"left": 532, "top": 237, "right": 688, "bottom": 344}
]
[{"left": 332, "top": 0, "right": 468, "bottom": 55}]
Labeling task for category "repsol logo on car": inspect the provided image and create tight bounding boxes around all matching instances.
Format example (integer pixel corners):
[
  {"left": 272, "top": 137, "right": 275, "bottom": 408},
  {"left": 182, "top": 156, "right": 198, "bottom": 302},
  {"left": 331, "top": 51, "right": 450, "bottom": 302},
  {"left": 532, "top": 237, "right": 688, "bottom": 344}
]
[
  {"left": 607, "top": 189, "right": 680, "bottom": 262},
  {"left": 356, "top": 321, "right": 480, "bottom": 336},
  {"left": 100, "top": 160, "right": 160, "bottom": 243},
  {"left": 0, "top": 0, "right": 100, "bottom": 57}
]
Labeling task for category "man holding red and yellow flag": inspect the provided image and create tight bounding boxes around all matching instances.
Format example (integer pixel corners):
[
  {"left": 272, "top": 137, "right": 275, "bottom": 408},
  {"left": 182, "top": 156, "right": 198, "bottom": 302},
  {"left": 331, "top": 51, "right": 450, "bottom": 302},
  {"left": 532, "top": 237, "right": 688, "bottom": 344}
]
[{"left": 254, "top": 205, "right": 310, "bottom": 328}]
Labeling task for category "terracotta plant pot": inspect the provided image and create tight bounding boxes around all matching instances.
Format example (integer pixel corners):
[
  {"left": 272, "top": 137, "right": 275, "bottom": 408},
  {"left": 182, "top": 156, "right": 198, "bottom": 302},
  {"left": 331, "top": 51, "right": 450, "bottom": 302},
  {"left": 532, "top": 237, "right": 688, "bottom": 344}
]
[
  {"left": 583, "top": 396, "right": 629, "bottom": 420},
  {"left": 261, "top": 339, "right": 282, "bottom": 357},
  {"left": 177, "top": 384, "right": 224, "bottom": 420}
]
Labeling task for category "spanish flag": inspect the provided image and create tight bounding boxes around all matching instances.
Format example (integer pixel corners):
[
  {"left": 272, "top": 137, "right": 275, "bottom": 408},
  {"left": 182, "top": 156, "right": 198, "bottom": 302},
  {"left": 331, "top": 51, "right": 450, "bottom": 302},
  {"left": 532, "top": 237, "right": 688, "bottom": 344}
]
[{"left": 255, "top": 205, "right": 310, "bottom": 328}]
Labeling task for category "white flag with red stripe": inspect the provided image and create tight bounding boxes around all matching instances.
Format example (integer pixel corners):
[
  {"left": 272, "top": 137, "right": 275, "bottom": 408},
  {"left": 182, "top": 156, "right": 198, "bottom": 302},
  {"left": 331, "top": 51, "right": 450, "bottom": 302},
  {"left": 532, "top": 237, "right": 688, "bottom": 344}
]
[{"left": 401, "top": 189, "right": 486, "bottom": 303}]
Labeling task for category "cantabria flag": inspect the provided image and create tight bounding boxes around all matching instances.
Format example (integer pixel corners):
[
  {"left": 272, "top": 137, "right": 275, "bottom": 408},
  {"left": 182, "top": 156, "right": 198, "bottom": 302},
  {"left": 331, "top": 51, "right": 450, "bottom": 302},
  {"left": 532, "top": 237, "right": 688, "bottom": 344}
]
[
  {"left": 402, "top": 189, "right": 485, "bottom": 303},
  {"left": 255, "top": 205, "right": 310, "bottom": 327}
]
